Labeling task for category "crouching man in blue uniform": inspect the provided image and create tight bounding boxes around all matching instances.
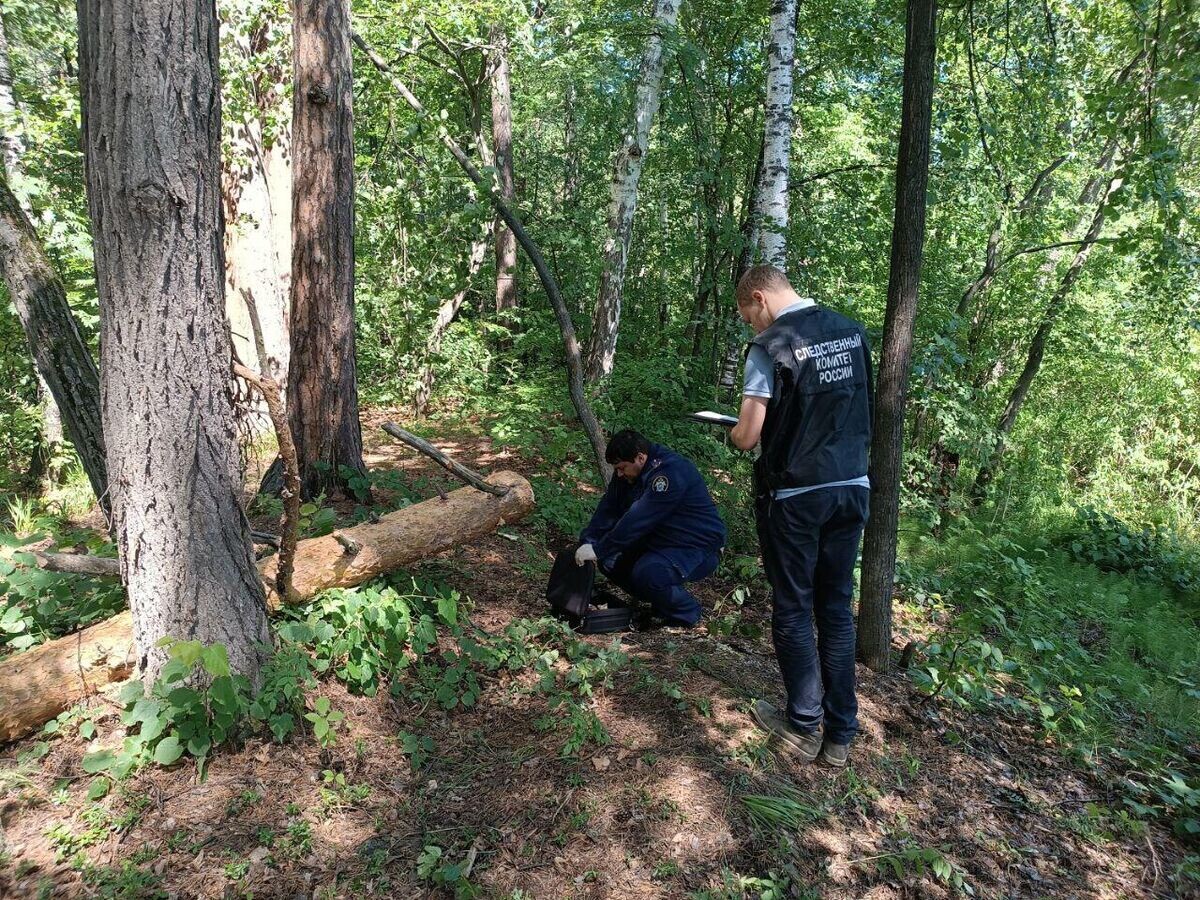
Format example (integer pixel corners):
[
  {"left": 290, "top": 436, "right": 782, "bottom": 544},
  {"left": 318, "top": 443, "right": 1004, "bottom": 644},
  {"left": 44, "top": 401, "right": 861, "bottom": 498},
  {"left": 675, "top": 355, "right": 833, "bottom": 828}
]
[{"left": 575, "top": 430, "right": 726, "bottom": 628}]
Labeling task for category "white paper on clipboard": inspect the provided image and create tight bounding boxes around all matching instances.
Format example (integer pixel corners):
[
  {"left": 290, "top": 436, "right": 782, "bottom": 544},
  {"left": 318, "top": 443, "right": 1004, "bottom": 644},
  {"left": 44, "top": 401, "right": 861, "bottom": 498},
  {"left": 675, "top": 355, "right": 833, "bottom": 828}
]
[{"left": 688, "top": 411, "right": 738, "bottom": 428}]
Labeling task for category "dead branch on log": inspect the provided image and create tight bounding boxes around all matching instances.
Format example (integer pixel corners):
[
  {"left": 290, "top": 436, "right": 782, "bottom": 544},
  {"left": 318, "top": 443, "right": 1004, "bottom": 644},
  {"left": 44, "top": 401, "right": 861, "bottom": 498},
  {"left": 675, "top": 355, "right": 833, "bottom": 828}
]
[
  {"left": 381, "top": 422, "right": 509, "bottom": 496},
  {"left": 251, "top": 531, "right": 282, "bottom": 549},
  {"left": 333, "top": 531, "right": 362, "bottom": 555},
  {"left": 19, "top": 550, "right": 119, "bottom": 578}
]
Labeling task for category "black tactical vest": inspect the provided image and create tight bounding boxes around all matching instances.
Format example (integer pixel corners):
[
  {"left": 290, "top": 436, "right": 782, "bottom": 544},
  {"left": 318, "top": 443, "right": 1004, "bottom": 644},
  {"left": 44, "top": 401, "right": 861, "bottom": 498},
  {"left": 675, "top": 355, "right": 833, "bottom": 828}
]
[{"left": 749, "top": 305, "right": 873, "bottom": 492}]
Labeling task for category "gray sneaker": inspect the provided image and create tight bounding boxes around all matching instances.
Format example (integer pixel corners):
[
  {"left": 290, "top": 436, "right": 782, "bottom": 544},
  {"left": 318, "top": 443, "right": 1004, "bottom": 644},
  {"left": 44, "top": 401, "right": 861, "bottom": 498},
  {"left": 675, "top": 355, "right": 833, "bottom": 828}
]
[
  {"left": 820, "top": 739, "right": 849, "bottom": 768},
  {"left": 750, "top": 700, "right": 822, "bottom": 762}
]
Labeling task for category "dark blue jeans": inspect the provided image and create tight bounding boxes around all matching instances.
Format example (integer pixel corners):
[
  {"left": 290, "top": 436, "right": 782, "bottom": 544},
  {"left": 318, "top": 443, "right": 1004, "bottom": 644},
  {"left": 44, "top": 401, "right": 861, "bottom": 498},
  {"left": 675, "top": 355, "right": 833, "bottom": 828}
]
[
  {"left": 757, "top": 486, "right": 868, "bottom": 744},
  {"left": 598, "top": 545, "right": 720, "bottom": 626}
]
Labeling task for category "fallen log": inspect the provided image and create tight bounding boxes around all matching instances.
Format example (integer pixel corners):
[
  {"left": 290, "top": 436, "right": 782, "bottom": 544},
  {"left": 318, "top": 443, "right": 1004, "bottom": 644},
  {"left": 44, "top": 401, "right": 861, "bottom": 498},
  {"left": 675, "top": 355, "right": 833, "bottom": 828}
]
[{"left": 0, "top": 470, "right": 533, "bottom": 743}]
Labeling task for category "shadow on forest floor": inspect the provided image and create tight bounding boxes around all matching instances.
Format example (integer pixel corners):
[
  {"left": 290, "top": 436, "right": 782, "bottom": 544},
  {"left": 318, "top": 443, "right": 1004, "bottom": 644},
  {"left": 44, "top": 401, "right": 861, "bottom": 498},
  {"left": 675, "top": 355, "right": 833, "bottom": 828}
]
[{"left": 0, "top": 413, "right": 1191, "bottom": 898}]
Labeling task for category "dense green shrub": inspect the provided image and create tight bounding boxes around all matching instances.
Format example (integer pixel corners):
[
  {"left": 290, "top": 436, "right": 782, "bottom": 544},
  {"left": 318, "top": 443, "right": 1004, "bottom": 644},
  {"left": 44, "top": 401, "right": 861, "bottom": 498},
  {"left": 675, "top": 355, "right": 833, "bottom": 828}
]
[{"left": 1061, "top": 506, "right": 1200, "bottom": 598}]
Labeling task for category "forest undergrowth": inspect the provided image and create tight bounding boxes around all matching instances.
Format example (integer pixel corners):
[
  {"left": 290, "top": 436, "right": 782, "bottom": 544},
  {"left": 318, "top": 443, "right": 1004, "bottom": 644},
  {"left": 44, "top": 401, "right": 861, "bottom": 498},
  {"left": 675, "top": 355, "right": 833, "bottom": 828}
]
[{"left": 1, "top": 402, "right": 1196, "bottom": 898}]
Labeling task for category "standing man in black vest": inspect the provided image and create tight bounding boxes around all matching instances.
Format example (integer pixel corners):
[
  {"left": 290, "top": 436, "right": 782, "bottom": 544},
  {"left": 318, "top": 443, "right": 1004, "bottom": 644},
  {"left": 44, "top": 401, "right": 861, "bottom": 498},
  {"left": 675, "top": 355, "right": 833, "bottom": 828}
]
[{"left": 729, "top": 264, "right": 873, "bottom": 767}]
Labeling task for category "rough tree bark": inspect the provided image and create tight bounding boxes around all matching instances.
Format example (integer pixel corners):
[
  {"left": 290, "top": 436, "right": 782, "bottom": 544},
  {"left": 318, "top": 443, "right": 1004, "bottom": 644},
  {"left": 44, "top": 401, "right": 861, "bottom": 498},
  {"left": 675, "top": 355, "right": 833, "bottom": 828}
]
[
  {"left": 857, "top": 0, "right": 938, "bottom": 673},
  {"left": 288, "top": 0, "right": 368, "bottom": 499},
  {"left": 583, "top": 0, "right": 681, "bottom": 383},
  {"left": 77, "top": 0, "right": 271, "bottom": 685},
  {"left": 0, "top": 470, "right": 534, "bottom": 743},
  {"left": 354, "top": 35, "right": 612, "bottom": 483},
  {"left": 971, "top": 173, "right": 1121, "bottom": 497},
  {"left": 490, "top": 25, "right": 518, "bottom": 318},
  {"left": 0, "top": 178, "right": 107, "bottom": 505},
  {"left": 753, "top": 0, "right": 797, "bottom": 269}
]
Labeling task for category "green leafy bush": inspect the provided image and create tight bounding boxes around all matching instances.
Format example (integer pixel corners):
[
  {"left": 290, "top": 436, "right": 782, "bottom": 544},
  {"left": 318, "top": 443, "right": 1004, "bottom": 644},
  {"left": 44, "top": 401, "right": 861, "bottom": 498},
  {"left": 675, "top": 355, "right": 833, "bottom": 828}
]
[
  {"left": 1062, "top": 506, "right": 1200, "bottom": 597},
  {"left": 0, "top": 529, "right": 124, "bottom": 655},
  {"left": 79, "top": 636, "right": 314, "bottom": 781}
]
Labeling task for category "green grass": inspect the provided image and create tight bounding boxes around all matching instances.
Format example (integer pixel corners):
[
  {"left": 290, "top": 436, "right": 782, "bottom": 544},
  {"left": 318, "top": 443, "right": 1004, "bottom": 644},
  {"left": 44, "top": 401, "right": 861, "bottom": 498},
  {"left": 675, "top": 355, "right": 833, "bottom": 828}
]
[
  {"left": 904, "top": 522, "right": 1199, "bottom": 739},
  {"left": 899, "top": 516, "right": 1200, "bottom": 844}
]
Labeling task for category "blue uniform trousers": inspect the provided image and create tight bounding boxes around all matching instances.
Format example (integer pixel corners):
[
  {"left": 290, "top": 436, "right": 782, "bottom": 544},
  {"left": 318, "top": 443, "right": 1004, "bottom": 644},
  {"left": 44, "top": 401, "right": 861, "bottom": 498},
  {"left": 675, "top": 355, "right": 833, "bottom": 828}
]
[
  {"left": 757, "top": 485, "right": 868, "bottom": 745},
  {"left": 598, "top": 545, "right": 719, "bottom": 626}
]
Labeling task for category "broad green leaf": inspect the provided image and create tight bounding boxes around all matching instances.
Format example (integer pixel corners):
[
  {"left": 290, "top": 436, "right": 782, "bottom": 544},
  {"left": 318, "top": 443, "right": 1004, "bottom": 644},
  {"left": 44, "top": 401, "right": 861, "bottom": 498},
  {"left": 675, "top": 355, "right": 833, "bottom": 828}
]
[
  {"left": 201, "top": 644, "right": 231, "bottom": 678},
  {"left": 86, "top": 777, "right": 111, "bottom": 800},
  {"left": 153, "top": 735, "right": 184, "bottom": 766},
  {"left": 81, "top": 750, "right": 115, "bottom": 773}
]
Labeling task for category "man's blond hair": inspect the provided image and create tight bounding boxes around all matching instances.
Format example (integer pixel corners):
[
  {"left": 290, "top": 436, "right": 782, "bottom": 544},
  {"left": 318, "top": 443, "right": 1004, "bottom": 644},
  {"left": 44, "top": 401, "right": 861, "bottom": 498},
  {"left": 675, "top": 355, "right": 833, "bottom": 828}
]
[{"left": 736, "top": 264, "right": 793, "bottom": 306}]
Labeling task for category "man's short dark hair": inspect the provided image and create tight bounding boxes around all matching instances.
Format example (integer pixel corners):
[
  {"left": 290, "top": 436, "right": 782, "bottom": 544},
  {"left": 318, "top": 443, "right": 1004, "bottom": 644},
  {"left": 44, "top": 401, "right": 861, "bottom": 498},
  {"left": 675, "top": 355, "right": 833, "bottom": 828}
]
[
  {"left": 736, "top": 263, "right": 793, "bottom": 305},
  {"left": 605, "top": 429, "right": 650, "bottom": 464}
]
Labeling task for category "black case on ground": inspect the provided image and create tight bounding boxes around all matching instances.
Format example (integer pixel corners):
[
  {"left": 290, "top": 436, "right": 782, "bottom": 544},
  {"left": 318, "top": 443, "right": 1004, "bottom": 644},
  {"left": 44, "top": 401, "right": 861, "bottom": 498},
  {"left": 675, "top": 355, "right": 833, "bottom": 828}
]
[{"left": 546, "top": 545, "right": 635, "bottom": 634}]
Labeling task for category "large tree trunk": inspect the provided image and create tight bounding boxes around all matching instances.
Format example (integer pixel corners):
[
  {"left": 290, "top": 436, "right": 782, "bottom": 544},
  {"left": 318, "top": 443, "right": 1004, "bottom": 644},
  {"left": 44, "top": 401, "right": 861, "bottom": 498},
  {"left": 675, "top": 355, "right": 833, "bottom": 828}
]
[
  {"left": 753, "top": 0, "right": 797, "bottom": 269},
  {"left": 490, "top": 25, "right": 518, "bottom": 319},
  {"left": 0, "top": 470, "right": 535, "bottom": 743},
  {"left": 857, "top": 0, "right": 938, "bottom": 673},
  {"left": 77, "top": 0, "right": 272, "bottom": 685},
  {"left": 971, "top": 174, "right": 1120, "bottom": 497},
  {"left": 0, "top": 177, "right": 107, "bottom": 506},
  {"left": 288, "top": 0, "right": 368, "bottom": 500},
  {"left": 583, "top": 0, "right": 681, "bottom": 383}
]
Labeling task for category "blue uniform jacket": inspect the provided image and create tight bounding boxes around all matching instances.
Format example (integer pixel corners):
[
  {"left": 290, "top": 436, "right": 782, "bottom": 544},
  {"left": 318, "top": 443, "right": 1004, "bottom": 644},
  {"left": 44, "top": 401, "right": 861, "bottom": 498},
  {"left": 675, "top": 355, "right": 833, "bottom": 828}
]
[{"left": 580, "top": 444, "right": 727, "bottom": 561}]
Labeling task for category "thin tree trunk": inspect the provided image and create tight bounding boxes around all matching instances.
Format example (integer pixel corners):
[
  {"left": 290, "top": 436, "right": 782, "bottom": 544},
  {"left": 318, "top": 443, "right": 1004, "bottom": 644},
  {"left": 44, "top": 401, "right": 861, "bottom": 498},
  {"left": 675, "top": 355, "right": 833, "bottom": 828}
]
[
  {"left": 0, "top": 178, "right": 107, "bottom": 505},
  {"left": 563, "top": 80, "right": 580, "bottom": 206},
  {"left": 717, "top": 132, "right": 766, "bottom": 395},
  {"left": 0, "top": 11, "right": 72, "bottom": 487},
  {"left": 753, "top": 0, "right": 797, "bottom": 269},
  {"left": 415, "top": 227, "right": 491, "bottom": 416},
  {"left": 354, "top": 35, "right": 612, "bottom": 483},
  {"left": 584, "top": 0, "right": 681, "bottom": 383},
  {"left": 77, "top": 0, "right": 271, "bottom": 685},
  {"left": 0, "top": 10, "right": 24, "bottom": 180},
  {"left": 913, "top": 152, "right": 1067, "bottom": 473},
  {"left": 955, "top": 155, "right": 1067, "bottom": 323},
  {"left": 490, "top": 25, "right": 518, "bottom": 318},
  {"left": 857, "top": 0, "right": 938, "bottom": 674},
  {"left": 971, "top": 174, "right": 1120, "bottom": 497},
  {"left": 287, "top": 0, "right": 368, "bottom": 500}
]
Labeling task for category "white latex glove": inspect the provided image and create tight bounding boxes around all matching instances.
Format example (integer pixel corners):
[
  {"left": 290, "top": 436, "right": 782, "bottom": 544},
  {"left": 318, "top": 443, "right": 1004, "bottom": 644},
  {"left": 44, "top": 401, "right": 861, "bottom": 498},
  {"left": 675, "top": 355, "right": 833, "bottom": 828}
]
[{"left": 575, "top": 543, "right": 597, "bottom": 566}]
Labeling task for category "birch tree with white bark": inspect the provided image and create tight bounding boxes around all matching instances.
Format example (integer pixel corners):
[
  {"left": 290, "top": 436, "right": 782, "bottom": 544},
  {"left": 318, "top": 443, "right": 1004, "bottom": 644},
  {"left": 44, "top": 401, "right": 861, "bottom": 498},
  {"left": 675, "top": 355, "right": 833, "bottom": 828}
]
[
  {"left": 583, "top": 0, "right": 681, "bottom": 383},
  {"left": 753, "top": 0, "right": 797, "bottom": 269}
]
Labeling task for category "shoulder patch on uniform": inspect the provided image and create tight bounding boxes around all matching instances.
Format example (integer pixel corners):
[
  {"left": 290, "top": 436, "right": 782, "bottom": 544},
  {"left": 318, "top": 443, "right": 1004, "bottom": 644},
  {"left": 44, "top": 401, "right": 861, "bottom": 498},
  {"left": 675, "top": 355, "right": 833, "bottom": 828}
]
[{"left": 651, "top": 474, "right": 670, "bottom": 493}]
